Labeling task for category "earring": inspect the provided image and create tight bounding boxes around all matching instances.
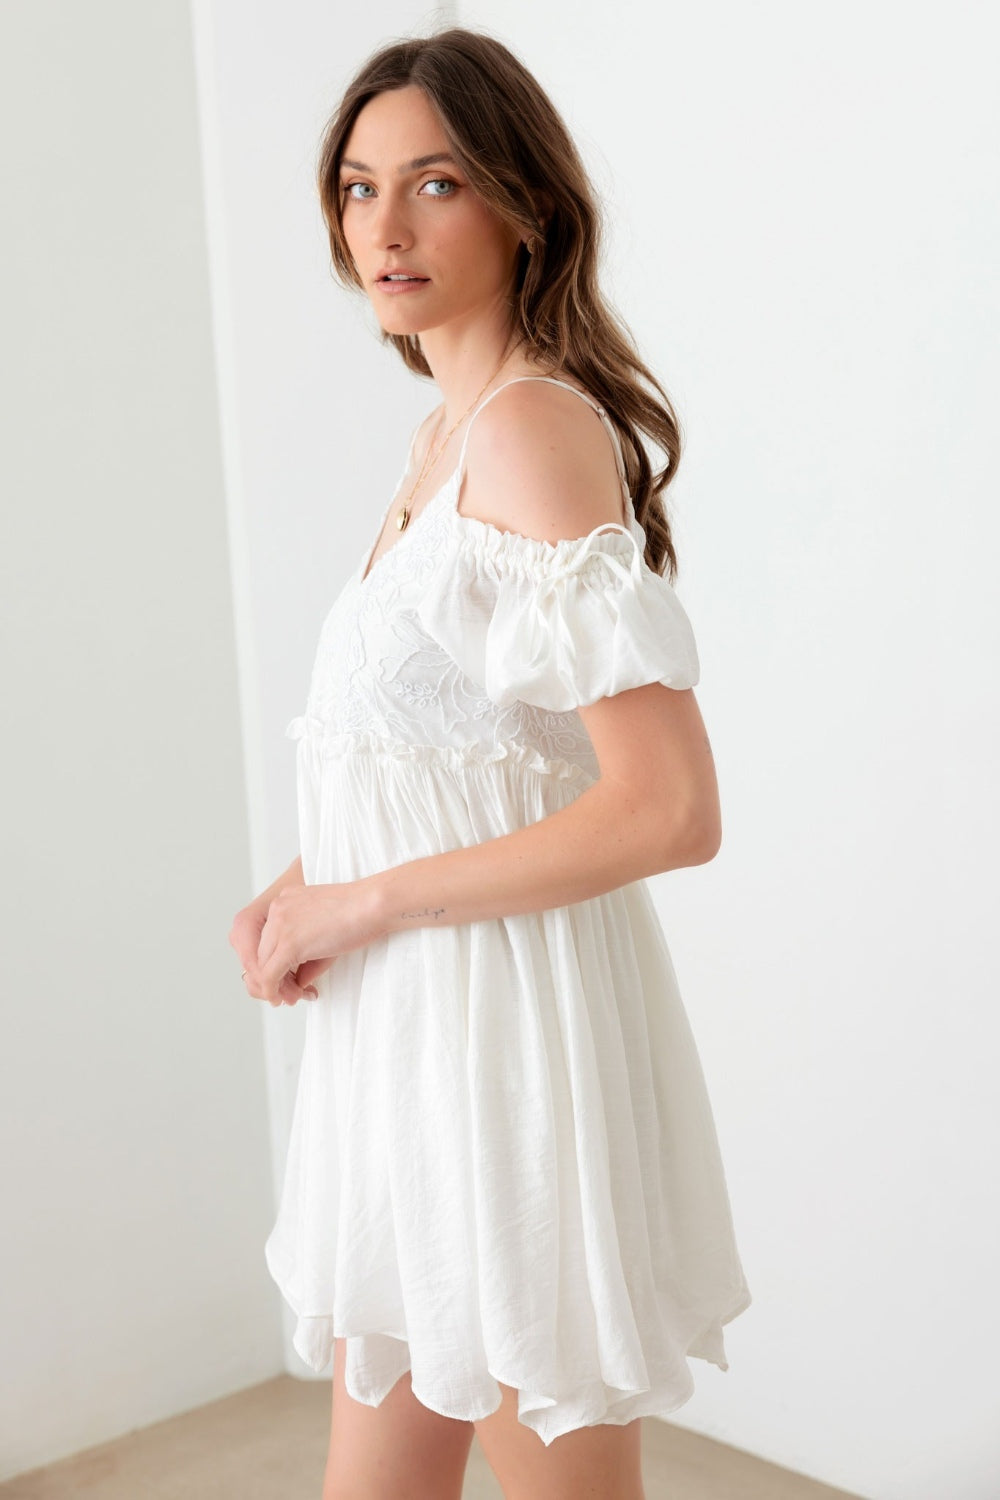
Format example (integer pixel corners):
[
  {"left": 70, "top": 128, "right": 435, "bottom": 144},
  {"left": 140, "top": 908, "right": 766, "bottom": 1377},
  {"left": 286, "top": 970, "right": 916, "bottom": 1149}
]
[{"left": 525, "top": 236, "right": 537, "bottom": 255}]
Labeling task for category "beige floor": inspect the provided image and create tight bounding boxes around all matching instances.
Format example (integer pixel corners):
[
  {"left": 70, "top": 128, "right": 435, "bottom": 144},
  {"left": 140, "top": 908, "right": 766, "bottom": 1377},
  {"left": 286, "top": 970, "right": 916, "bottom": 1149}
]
[{"left": 0, "top": 1376, "right": 865, "bottom": 1500}]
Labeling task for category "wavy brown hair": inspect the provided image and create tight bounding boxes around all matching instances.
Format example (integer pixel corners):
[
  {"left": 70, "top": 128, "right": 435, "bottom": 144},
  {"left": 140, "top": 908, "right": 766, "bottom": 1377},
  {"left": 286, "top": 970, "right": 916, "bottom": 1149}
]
[{"left": 316, "top": 26, "right": 685, "bottom": 578}]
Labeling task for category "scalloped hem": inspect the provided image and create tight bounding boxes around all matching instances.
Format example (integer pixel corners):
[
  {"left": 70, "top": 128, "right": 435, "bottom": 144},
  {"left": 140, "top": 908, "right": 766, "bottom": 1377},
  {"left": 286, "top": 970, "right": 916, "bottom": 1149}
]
[
  {"left": 287, "top": 1310, "right": 750, "bottom": 1445},
  {"left": 267, "top": 1237, "right": 752, "bottom": 1447}
]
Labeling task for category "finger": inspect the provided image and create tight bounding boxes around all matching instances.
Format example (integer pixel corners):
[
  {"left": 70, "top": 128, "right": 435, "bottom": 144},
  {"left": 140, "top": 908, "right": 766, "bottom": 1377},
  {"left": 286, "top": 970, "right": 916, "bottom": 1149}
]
[
  {"left": 253, "top": 916, "right": 287, "bottom": 1002},
  {"left": 239, "top": 966, "right": 271, "bottom": 1005},
  {"left": 240, "top": 961, "right": 286, "bottom": 1007},
  {"left": 258, "top": 949, "right": 291, "bottom": 1004},
  {"left": 277, "top": 971, "right": 314, "bottom": 1005},
  {"left": 256, "top": 920, "right": 278, "bottom": 970},
  {"left": 295, "top": 957, "right": 331, "bottom": 993},
  {"left": 243, "top": 970, "right": 304, "bottom": 1008}
]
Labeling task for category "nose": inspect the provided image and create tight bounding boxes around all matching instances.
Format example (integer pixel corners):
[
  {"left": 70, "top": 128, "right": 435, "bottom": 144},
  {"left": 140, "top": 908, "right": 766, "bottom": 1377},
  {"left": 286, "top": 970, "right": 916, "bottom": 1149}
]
[{"left": 370, "top": 188, "right": 414, "bottom": 252}]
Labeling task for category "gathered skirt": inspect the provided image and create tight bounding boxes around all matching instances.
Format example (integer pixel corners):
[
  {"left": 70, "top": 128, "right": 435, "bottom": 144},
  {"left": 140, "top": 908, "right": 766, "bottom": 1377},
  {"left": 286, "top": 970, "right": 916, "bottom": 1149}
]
[{"left": 263, "top": 728, "right": 751, "bottom": 1445}]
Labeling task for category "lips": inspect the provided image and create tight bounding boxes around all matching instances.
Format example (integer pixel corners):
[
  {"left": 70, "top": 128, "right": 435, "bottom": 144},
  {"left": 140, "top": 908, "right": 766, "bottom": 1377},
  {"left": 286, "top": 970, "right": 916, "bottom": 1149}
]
[
  {"left": 376, "top": 269, "right": 430, "bottom": 283},
  {"left": 377, "top": 276, "right": 431, "bottom": 296}
]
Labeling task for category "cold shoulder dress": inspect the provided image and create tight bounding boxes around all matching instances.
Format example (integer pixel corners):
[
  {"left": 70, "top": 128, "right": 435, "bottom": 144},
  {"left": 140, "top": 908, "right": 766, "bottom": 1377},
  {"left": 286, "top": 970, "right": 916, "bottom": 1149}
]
[{"left": 264, "top": 375, "right": 751, "bottom": 1445}]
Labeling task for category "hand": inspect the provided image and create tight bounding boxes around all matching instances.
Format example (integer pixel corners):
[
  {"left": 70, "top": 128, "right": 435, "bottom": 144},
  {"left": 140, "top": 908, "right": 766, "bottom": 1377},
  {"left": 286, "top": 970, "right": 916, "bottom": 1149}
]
[
  {"left": 254, "top": 879, "right": 385, "bottom": 1005},
  {"left": 229, "top": 858, "right": 334, "bottom": 1008}
]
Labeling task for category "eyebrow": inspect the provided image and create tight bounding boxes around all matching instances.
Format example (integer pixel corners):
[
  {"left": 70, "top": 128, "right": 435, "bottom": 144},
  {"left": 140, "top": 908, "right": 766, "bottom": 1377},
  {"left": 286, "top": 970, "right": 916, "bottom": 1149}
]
[{"left": 339, "top": 152, "right": 458, "bottom": 175}]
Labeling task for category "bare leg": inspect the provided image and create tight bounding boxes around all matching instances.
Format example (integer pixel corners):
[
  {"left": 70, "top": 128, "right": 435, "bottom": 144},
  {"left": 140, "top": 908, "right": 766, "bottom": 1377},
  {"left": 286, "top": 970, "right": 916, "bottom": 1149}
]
[
  {"left": 322, "top": 1336, "right": 476, "bottom": 1500},
  {"left": 474, "top": 1379, "right": 646, "bottom": 1500}
]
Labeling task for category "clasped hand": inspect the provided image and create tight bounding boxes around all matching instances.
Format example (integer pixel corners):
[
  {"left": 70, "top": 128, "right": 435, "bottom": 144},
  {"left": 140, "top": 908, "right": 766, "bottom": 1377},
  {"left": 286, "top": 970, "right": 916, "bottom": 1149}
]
[{"left": 230, "top": 878, "right": 385, "bottom": 1007}]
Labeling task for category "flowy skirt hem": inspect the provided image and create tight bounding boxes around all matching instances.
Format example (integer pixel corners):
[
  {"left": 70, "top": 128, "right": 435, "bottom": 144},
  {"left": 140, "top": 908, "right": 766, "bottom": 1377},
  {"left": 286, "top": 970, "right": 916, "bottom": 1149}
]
[{"left": 266, "top": 1236, "right": 751, "bottom": 1446}]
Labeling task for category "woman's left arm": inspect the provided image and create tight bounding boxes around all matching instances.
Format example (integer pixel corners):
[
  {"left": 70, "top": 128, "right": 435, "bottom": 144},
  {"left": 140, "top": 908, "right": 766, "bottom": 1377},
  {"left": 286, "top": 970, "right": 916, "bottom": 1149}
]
[
  {"left": 381, "top": 680, "right": 718, "bottom": 928},
  {"left": 253, "top": 682, "right": 719, "bottom": 1001}
]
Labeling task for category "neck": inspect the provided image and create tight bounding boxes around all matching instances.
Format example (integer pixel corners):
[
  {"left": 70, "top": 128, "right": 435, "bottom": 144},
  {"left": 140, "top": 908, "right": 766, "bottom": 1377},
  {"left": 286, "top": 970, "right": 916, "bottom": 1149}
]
[{"left": 416, "top": 309, "right": 528, "bottom": 422}]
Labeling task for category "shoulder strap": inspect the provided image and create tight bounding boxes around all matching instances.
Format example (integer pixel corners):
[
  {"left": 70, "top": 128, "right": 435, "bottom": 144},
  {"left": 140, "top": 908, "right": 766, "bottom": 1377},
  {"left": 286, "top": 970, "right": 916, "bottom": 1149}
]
[{"left": 453, "top": 375, "right": 631, "bottom": 520}]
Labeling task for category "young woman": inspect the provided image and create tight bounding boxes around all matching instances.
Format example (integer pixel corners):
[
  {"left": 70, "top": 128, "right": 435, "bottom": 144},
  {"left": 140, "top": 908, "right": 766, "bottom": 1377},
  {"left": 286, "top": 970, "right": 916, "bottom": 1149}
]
[{"left": 230, "top": 27, "right": 751, "bottom": 1500}]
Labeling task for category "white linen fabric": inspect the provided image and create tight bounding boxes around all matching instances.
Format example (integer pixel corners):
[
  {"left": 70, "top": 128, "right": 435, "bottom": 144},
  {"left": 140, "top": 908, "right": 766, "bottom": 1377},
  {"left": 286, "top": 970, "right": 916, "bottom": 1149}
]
[{"left": 264, "top": 376, "right": 751, "bottom": 1445}]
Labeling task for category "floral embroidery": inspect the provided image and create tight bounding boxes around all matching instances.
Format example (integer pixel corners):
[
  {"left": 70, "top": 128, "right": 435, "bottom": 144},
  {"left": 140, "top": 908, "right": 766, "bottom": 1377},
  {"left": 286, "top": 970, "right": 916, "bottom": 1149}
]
[{"left": 295, "top": 490, "right": 601, "bottom": 783}]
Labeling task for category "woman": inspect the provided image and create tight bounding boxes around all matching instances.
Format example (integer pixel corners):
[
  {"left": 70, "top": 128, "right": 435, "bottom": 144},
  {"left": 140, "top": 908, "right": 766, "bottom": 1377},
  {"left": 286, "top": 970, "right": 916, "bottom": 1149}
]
[{"left": 230, "top": 26, "right": 751, "bottom": 1500}]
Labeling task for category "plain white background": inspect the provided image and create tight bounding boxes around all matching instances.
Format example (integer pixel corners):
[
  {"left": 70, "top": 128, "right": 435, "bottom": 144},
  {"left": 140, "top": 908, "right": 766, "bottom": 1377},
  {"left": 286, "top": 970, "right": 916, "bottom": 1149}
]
[
  {"left": 3, "top": 1, "right": 998, "bottom": 1496},
  {"left": 0, "top": 0, "right": 280, "bottom": 1482}
]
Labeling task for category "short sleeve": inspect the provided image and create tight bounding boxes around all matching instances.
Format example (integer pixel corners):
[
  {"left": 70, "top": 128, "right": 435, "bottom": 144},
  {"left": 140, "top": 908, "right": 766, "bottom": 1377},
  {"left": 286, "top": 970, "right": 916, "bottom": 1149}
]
[{"left": 414, "top": 520, "right": 700, "bottom": 713}]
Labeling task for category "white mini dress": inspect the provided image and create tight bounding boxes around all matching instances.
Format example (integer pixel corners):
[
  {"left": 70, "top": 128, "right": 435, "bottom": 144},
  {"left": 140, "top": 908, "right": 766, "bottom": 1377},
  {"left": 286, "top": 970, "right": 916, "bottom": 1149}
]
[{"left": 264, "top": 375, "right": 751, "bottom": 1446}]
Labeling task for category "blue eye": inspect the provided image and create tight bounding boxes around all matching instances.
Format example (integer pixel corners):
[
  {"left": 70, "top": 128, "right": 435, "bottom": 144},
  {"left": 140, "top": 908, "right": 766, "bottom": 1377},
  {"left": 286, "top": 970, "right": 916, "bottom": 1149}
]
[{"left": 341, "top": 178, "right": 457, "bottom": 201}]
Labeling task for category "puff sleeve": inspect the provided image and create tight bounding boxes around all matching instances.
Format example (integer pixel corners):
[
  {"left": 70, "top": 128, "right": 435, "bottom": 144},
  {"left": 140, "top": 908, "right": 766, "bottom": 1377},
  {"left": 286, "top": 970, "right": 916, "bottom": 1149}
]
[{"left": 414, "top": 519, "right": 700, "bottom": 713}]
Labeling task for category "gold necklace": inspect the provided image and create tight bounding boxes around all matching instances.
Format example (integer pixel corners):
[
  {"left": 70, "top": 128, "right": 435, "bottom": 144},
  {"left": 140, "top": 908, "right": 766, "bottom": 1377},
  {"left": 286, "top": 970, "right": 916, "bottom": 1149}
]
[{"left": 394, "top": 342, "right": 517, "bottom": 532}]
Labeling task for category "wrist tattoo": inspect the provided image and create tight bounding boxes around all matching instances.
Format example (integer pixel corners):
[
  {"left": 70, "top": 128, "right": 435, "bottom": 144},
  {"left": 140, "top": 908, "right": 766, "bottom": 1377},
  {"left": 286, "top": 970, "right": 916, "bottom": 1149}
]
[{"left": 399, "top": 905, "right": 447, "bottom": 922}]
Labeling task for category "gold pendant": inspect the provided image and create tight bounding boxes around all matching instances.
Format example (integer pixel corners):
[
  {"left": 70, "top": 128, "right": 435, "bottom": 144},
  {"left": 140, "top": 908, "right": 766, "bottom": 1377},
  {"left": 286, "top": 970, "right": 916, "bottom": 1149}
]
[{"left": 396, "top": 506, "right": 409, "bottom": 531}]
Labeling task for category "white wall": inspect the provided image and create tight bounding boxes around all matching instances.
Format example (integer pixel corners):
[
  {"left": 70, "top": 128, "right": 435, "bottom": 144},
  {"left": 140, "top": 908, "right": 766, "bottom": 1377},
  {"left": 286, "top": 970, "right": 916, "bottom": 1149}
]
[
  {"left": 455, "top": 2, "right": 1000, "bottom": 1497},
  {"left": 0, "top": 1, "right": 280, "bottom": 1480}
]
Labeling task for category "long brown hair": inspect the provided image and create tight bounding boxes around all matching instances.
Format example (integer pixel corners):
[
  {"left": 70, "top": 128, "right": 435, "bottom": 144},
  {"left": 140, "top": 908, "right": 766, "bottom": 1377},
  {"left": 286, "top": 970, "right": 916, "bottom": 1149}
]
[{"left": 316, "top": 26, "right": 685, "bottom": 579}]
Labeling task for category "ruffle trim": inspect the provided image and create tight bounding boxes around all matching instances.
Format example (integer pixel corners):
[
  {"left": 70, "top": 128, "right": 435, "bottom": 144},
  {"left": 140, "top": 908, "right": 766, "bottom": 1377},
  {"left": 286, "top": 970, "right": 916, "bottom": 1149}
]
[{"left": 285, "top": 717, "right": 596, "bottom": 789}]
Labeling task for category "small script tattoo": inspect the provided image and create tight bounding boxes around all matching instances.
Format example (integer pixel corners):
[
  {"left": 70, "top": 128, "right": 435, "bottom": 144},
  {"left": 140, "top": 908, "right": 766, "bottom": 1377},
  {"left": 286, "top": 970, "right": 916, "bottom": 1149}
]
[{"left": 399, "top": 905, "right": 447, "bottom": 922}]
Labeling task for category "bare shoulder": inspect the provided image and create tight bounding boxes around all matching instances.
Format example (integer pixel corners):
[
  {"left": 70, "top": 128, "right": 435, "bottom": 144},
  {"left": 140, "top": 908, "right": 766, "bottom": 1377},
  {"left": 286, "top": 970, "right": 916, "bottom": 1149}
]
[{"left": 459, "top": 378, "right": 626, "bottom": 541}]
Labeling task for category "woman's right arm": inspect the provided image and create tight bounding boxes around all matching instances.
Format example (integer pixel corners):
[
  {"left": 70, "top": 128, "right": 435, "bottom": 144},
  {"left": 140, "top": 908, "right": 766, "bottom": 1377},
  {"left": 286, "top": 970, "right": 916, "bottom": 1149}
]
[{"left": 230, "top": 857, "right": 325, "bottom": 1007}]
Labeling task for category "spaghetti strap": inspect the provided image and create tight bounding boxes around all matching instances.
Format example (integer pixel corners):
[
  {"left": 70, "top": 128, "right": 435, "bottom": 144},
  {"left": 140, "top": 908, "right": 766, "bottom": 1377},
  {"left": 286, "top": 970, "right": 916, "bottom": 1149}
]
[{"left": 453, "top": 375, "right": 632, "bottom": 522}]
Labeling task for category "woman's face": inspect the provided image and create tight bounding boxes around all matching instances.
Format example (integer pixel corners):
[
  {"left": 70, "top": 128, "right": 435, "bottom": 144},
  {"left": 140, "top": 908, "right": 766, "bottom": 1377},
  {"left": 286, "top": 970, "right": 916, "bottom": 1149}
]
[{"left": 338, "top": 85, "right": 524, "bottom": 341}]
